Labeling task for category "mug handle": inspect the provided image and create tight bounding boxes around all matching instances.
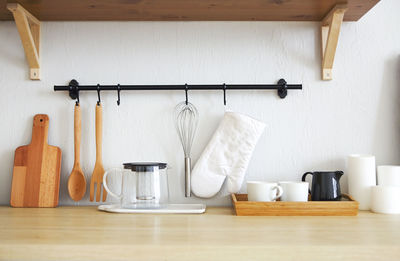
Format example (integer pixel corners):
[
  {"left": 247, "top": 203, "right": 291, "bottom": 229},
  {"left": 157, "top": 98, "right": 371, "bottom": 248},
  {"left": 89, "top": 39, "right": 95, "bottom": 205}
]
[
  {"left": 272, "top": 185, "right": 283, "bottom": 201},
  {"left": 103, "top": 168, "right": 124, "bottom": 200},
  {"left": 302, "top": 172, "right": 313, "bottom": 194}
]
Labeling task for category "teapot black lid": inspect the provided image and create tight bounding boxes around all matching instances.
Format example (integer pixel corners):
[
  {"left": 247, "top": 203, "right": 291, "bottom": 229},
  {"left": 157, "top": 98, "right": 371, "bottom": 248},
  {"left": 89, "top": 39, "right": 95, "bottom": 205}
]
[{"left": 123, "top": 162, "right": 167, "bottom": 172}]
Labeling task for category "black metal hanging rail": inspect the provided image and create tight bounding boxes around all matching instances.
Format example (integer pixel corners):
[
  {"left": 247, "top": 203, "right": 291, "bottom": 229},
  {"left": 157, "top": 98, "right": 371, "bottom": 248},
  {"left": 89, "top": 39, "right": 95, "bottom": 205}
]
[{"left": 54, "top": 79, "right": 302, "bottom": 104}]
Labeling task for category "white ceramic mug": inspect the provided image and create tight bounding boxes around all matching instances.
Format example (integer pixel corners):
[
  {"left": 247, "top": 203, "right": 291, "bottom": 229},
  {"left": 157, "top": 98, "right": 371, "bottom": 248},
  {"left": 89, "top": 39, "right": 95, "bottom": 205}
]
[
  {"left": 247, "top": 181, "right": 283, "bottom": 202},
  {"left": 377, "top": 165, "right": 400, "bottom": 186},
  {"left": 371, "top": 186, "right": 400, "bottom": 214},
  {"left": 278, "top": 181, "right": 309, "bottom": 202}
]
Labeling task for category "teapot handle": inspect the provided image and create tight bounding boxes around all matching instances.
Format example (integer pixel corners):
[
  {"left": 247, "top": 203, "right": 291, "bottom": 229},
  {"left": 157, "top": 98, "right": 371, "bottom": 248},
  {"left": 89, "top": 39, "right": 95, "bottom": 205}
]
[
  {"left": 302, "top": 172, "right": 313, "bottom": 194},
  {"left": 103, "top": 168, "right": 124, "bottom": 200}
]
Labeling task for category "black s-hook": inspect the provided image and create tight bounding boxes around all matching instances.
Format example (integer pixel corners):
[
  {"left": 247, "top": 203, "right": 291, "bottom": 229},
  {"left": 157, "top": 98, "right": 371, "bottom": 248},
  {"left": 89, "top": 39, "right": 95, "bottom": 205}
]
[
  {"left": 185, "top": 83, "right": 188, "bottom": 105},
  {"left": 97, "top": 84, "right": 101, "bottom": 105},
  {"left": 76, "top": 88, "right": 80, "bottom": 105},
  {"left": 222, "top": 83, "right": 227, "bottom": 106},
  {"left": 117, "top": 84, "right": 121, "bottom": 106}
]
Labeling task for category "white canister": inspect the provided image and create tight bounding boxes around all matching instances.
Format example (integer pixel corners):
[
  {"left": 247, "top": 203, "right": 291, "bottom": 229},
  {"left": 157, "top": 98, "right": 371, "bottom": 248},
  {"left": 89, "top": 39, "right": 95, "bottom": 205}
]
[
  {"left": 347, "top": 154, "right": 376, "bottom": 210},
  {"left": 371, "top": 186, "right": 400, "bottom": 214}
]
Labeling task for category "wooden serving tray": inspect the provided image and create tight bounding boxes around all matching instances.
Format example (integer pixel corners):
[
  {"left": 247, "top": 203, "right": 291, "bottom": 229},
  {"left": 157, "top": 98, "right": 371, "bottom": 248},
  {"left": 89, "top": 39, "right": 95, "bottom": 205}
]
[{"left": 231, "top": 193, "right": 359, "bottom": 216}]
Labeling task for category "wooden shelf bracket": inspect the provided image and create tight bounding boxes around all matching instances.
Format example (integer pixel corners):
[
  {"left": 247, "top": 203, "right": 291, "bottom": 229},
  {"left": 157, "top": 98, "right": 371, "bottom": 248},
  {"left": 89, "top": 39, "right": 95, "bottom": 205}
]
[
  {"left": 7, "top": 3, "right": 41, "bottom": 80},
  {"left": 321, "top": 4, "right": 347, "bottom": 81}
]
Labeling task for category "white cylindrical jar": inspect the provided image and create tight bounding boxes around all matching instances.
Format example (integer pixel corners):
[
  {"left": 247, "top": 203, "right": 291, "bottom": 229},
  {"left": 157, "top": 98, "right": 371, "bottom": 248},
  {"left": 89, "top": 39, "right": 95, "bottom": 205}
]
[{"left": 347, "top": 154, "right": 376, "bottom": 210}]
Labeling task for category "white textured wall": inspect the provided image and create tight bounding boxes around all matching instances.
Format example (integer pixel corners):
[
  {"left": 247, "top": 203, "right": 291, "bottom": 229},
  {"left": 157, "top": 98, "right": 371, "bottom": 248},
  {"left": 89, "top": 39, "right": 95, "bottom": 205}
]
[{"left": 0, "top": 0, "right": 398, "bottom": 206}]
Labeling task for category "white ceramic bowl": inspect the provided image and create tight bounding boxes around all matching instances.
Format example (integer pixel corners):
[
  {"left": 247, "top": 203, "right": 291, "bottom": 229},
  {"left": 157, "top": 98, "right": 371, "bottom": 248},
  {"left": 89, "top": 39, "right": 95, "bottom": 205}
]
[{"left": 371, "top": 186, "right": 400, "bottom": 214}]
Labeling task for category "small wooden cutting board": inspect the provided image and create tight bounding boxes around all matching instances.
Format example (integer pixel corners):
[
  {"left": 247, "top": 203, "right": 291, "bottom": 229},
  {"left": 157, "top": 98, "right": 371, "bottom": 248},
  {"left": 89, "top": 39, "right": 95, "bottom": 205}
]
[{"left": 10, "top": 114, "right": 62, "bottom": 207}]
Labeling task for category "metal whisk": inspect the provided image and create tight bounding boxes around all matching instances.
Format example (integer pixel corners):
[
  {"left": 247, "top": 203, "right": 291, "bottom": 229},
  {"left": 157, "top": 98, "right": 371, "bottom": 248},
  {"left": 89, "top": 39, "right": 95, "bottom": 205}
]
[{"left": 174, "top": 101, "right": 199, "bottom": 197}]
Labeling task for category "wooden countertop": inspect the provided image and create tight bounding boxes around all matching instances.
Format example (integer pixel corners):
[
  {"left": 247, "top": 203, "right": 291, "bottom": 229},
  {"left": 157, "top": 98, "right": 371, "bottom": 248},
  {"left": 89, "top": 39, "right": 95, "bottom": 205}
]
[{"left": 0, "top": 206, "right": 399, "bottom": 261}]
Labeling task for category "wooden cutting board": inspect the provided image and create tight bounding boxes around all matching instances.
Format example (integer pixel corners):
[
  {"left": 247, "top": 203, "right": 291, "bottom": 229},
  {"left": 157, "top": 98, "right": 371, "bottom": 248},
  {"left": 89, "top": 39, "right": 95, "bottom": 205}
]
[{"left": 10, "top": 114, "right": 62, "bottom": 207}]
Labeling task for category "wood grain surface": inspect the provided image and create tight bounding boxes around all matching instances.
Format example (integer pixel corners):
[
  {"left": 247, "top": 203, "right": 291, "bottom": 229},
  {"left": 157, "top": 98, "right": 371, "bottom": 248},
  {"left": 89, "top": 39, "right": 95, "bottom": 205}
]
[
  {"left": 0, "top": 0, "right": 380, "bottom": 21},
  {"left": 90, "top": 104, "right": 107, "bottom": 202},
  {"left": 0, "top": 207, "right": 399, "bottom": 261},
  {"left": 68, "top": 104, "right": 86, "bottom": 201},
  {"left": 6, "top": 3, "right": 40, "bottom": 79},
  {"left": 10, "top": 114, "right": 61, "bottom": 207}
]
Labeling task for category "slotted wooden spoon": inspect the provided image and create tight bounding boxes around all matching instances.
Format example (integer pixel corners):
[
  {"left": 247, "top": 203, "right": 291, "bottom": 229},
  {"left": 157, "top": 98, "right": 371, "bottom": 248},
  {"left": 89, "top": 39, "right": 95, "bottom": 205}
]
[
  {"left": 90, "top": 104, "right": 107, "bottom": 202},
  {"left": 68, "top": 104, "right": 86, "bottom": 201}
]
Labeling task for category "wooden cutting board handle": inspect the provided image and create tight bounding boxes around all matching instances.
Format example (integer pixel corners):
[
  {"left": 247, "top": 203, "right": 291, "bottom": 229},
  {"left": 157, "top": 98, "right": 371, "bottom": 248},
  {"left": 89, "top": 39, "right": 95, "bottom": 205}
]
[{"left": 31, "top": 114, "right": 49, "bottom": 146}]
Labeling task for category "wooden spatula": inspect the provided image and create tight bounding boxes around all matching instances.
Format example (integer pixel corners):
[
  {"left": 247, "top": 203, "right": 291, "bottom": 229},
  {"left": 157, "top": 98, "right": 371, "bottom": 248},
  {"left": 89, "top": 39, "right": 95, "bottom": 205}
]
[
  {"left": 10, "top": 114, "right": 62, "bottom": 207},
  {"left": 67, "top": 104, "right": 86, "bottom": 201},
  {"left": 90, "top": 104, "right": 107, "bottom": 202}
]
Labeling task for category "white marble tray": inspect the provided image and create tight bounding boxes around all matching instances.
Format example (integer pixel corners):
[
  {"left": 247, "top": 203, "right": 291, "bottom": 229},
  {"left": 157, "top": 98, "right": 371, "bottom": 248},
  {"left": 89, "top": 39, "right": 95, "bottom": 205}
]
[{"left": 98, "top": 204, "right": 206, "bottom": 214}]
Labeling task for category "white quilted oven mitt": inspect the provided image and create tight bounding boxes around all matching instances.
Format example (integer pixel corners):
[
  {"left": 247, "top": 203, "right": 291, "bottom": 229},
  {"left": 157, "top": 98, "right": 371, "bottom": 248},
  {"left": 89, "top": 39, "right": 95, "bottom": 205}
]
[{"left": 191, "top": 112, "right": 266, "bottom": 198}]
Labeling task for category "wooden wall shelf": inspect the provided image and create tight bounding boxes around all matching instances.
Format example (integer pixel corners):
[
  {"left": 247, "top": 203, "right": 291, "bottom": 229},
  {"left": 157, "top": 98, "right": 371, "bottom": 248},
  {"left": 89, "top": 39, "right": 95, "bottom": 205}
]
[
  {"left": 0, "top": 0, "right": 379, "bottom": 21},
  {"left": 1, "top": 0, "right": 380, "bottom": 81}
]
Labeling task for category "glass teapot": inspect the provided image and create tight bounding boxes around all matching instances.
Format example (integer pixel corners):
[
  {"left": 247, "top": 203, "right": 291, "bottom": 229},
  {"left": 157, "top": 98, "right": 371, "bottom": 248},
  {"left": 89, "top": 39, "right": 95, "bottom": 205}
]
[{"left": 103, "top": 162, "right": 168, "bottom": 209}]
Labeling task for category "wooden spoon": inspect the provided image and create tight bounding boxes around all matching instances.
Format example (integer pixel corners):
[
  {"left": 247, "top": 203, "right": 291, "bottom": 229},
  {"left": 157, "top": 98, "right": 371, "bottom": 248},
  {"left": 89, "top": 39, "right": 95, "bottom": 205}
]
[
  {"left": 68, "top": 104, "right": 86, "bottom": 201},
  {"left": 90, "top": 104, "right": 107, "bottom": 202}
]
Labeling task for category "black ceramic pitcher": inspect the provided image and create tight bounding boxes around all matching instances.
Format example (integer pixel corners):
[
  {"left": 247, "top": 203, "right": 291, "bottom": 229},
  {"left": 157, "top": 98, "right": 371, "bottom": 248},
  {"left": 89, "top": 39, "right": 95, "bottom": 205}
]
[{"left": 301, "top": 171, "right": 343, "bottom": 201}]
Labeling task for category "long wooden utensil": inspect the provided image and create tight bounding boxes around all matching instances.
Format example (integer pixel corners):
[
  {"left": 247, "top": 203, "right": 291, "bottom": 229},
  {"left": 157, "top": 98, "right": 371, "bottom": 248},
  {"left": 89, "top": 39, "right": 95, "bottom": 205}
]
[
  {"left": 10, "top": 114, "right": 62, "bottom": 207},
  {"left": 90, "top": 104, "right": 106, "bottom": 202},
  {"left": 67, "top": 104, "right": 86, "bottom": 201}
]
